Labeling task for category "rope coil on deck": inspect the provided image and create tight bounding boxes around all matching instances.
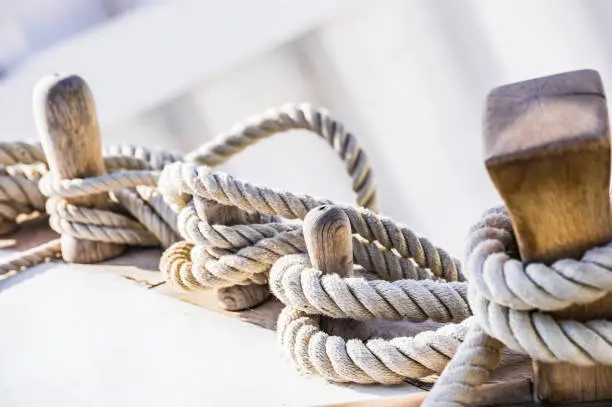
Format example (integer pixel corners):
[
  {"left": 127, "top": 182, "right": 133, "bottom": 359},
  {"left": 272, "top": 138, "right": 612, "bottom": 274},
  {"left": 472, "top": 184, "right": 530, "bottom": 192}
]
[{"left": 157, "top": 157, "right": 474, "bottom": 384}]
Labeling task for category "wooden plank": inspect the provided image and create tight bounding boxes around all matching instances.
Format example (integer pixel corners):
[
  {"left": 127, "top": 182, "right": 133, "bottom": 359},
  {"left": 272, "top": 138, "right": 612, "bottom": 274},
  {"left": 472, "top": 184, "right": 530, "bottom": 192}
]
[{"left": 484, "top": 69, "right": 612, "bottom": 403}]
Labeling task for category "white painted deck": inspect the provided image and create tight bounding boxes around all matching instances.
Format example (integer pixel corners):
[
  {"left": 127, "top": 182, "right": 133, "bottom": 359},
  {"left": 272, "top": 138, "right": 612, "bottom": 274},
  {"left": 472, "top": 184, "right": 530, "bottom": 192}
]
[{"left": 0, "top": 248, "right": 419, "bottom": 407}]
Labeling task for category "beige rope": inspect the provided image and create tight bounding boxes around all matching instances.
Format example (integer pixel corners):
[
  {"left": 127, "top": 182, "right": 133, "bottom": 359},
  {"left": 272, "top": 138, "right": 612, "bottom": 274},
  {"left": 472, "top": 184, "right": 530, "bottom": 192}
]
[
  {"left": 0, "top": 239, "right": 61, "bottom": 275},
  {"left": 0, "top": 164, "right": 47, "bottom": 234},
  {"left": 271, "top": 254, "right": 472, "bottom": 385},
  {"left": 156, "top": 156, "right": 474, "bottom": 384},
  {"left": 2, "top": 103, "right": 610, "bottom": 404},
  {"left": 158, "top": 104, "right": 387, "bottom": 293},
  {"left": 270, "top": 254, "right": 468, "bottom": 322},
  {"left": 422, "top": 207, "right": 612, "bottom": 406},
  {"left": 186, "top": 103, "right": 378, "bottom": 211},
  {"left": 278, "top": 307, "right": 471, "bottom": 385},
  {"left": 0, "top": 105, "right": 504, "bottom": 394},
  {"left": 467, "top": 207, "right": 612, "bottom": 366},
  {"left": 0, "top": 141, "right": 46, "bottom": 165},
  {"left": 158, "top": 162, "right": 462, "bottom": 282},
  {"left": 422, "top": 322, "right": 504, "bottom": 407}
]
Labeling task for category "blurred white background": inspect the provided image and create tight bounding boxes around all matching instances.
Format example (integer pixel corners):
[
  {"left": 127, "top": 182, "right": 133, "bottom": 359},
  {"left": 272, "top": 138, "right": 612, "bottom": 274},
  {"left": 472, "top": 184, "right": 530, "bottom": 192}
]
[{"left": 2, "top": 0, "right": 612, "bottom": 257}]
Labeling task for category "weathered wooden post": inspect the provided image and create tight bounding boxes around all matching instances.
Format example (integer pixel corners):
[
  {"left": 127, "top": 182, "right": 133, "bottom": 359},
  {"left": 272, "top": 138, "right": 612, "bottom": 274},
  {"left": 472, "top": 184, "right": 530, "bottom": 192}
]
[
  {"left": 304, "top": 205, "right": 353, "bottom": 278},
  {"left": 485, "top": 69, "right": 612, "bottom": 403},
  {"left": 303, "top": 204, "right": 353, "bottom": 333},
  {"left": 33, "top": 73, "right": 125, "bottom": 263}
]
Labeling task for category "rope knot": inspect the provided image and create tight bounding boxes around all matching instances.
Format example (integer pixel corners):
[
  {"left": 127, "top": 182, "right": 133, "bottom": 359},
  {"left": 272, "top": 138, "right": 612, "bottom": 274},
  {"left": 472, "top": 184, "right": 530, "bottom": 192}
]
[
  {"left": 466, "top": 207, "right": 612, "bottom": 366},
  {"left": 38, "top": 147, "right": 181, "bottom": 248}
]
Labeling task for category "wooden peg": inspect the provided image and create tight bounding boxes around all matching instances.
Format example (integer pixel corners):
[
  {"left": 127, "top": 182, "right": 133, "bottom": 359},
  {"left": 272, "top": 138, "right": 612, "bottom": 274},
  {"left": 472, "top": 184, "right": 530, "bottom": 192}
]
[
  {"left": 484, "top": 69, "right": 612, "bottom": 403},
  {"left": 304, "top": 205, "right": 353, "bottom": 277},
  {"left": 216, "top": 283, "right": 270, "bottom": 311},
  {"left": 33, "top": 73, "right": 125, "bottom": 263},
  {"left": 304, "top": 205, "right": 354, "bottom": 333},
  {"left": 194, "top": 198, "right": 270, "bottom": 311}
]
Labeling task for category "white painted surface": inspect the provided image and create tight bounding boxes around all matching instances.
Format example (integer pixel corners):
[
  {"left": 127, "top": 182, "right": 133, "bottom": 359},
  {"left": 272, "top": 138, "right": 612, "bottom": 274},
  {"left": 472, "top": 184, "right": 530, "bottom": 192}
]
[{"left": 0, "top": 263, "right": 418, "bottom": 407}]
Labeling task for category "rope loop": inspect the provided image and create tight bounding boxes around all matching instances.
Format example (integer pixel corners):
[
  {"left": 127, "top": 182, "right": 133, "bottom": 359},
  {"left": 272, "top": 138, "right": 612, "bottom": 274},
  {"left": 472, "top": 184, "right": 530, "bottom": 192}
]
[
  {"left": 466, "top": 207, "right": 612, "bottom": 366},
  {"left": 423, "top": 207, "right": 612, "bottom": 407},
  {"left": 38, "top": 149, "right": 178, "bottom": 248}
]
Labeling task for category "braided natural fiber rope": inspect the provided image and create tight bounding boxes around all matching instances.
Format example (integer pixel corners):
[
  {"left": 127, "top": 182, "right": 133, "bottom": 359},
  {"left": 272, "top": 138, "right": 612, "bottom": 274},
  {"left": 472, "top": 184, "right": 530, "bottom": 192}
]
[
  {"left": 1, "top": 104, "right": 379, "bottom": 256},
  {"left": 156, "top": 157, "right": 474, "bottom": 384},
  {"left": 467, "top": 207, "right": 612, "bottom": 366},
  {"left": 423, "top": 323, "right": 504, "bottom": 407},
  {"left": 421, "top": 207, "right": 612, "bottom": 406},
  {"left": 0, "top": 238, "right": 61, "bottom": 276},
  {"left": 186, "top": 103, "right": 378, "bottom": 211},
  {"left": 270, "top": 254, "right": 468, "bottom": 322},
  {"left": 270, "top": 254, "right": 472, "bottom": 384}
]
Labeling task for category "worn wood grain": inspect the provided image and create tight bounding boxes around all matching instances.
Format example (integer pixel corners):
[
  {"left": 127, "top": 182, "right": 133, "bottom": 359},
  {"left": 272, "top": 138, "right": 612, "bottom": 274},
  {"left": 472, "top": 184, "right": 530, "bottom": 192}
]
[
  {"left": 304, "top": 205, "right": 353, "bottom": 277},
  {"left": 304, "top": 204, "right": 357, "bottom": 337},
  {"left": 484, "top": 69, "right": 612, "bottom": 403},
  {"left": 33, "top": 73, "right": 125, "bottom": 263}
]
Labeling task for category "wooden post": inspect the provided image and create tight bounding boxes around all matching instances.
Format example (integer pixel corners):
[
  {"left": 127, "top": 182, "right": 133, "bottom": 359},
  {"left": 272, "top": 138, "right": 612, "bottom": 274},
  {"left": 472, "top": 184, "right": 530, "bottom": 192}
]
[
  {"left": 484, "top": 69, "right": 612, "bottom": 403},
  {"left": 303, "top": 205, "right": 354, "bottom": 335},
  {"left": 33, "top": 73, "right": 125, "bottom": 263},
  {"left": 303, "top": 205, "right": 353, "bottom": 278},
  {"left": 196, "top": 199, "right": 270, "bottom": 311}
]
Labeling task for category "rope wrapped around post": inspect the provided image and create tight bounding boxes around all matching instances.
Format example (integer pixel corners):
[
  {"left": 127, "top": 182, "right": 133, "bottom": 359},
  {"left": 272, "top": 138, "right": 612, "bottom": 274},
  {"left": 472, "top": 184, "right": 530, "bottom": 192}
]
[
  {"left": 157, "top": 160, "right": 475, "bottom": 384},
  {"left": 0, "top": 74, "right": 510, "bottom": 393},
  {"left": 423, "top": 70, "right": 612, "bottom": 406},
  {"left": 1, "top": 74, "right": 388, "bottom": 312},
  {"left": 5, "top": 69, "right": 612, "bottom": 406}
]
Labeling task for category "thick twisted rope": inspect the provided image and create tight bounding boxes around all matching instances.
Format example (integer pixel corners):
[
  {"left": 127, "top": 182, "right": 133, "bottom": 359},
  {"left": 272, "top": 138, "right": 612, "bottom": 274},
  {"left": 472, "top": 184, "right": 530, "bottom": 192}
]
[
  {"left": 157, "top": 158, "right": 474, "bottom": 384},
  {"left": 271, "top": 253, "right": 473, "bottom": 385},
  {"left": 186, "top": 103, "right": 378, "bottom": 211},
  {"left": 422, "top": 323, "right": 504, "bottom": 407},
  {"left": 467, "top": 207, "right": 612, "bottom": 366},
  {"left": 159, "top": 162, "right": 462, "bottom": 283},
  {"left": 270, "top": 254, "right": 468, "bottom": 322},
  {"left": 1, "top": 104, "right": 379, "bottom": 258},
  {"left": 277, "top": 305, "right": 472, "bottom": 384},
  {"left": 158, "top": 103, "right": 388, "bottom": 291},
  {"left": 0, "top": 239, "right": 61, "bottom": 276},
  {"left": 163, "top": 200, "right": 438, "bottom": 290},
  {"left": 2, "top": 105, "right": 521, "bottom": 395},
  {"left": 422, "top": 207, "right": 612, "bottom": 406}
]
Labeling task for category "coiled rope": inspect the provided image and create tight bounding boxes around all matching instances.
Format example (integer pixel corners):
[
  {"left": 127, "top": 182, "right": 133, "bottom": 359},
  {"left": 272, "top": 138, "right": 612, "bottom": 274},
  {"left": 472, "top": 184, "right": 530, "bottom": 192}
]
[
  {"left": 0, "top": 103, "right": 375, "bottom": 274},
  {"left": 157, "top": 159, "right": 469, "bottom": 384}
]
